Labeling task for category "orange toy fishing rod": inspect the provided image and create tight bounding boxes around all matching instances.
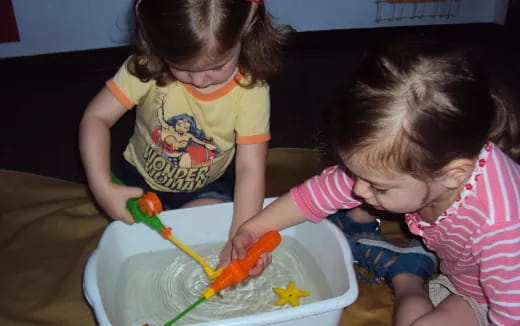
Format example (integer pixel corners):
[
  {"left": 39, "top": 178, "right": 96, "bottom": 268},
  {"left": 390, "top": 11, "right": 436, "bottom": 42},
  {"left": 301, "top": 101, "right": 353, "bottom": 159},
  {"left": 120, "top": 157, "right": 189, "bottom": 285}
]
[
  {"left": 201, "top": 230, "right": 282, "bottom": 300},
  {"left": 162, "top": 231, "right": 282, "bottom": 326}
]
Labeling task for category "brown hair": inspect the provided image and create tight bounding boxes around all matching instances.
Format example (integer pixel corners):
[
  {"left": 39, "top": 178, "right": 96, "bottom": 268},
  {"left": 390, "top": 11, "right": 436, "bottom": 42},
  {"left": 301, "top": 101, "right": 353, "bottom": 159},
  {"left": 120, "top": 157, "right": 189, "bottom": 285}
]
[
  {"left": 129, "top": 0, "right": 291, "bottom": 87},
  {"left": 327, "top": 41, "right": 520, "bottom": 177}
]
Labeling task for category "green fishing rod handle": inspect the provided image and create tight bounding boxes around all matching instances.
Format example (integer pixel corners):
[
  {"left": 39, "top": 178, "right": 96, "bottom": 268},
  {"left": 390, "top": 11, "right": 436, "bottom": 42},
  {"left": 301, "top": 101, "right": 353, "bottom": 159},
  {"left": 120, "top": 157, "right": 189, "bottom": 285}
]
[{"left": 110, "top": 172, "right": 165, "bottom": 231}]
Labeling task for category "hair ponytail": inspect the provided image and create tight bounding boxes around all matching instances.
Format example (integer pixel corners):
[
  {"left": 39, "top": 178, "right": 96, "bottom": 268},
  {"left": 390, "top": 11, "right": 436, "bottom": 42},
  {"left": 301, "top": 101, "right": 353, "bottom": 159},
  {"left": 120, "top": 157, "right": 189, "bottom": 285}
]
[
  {"left": 239, "top": 5, "right": 292, "bottom": 86},
  {"left": 489, "top": 93, "right": 520, "bottom": 162}
]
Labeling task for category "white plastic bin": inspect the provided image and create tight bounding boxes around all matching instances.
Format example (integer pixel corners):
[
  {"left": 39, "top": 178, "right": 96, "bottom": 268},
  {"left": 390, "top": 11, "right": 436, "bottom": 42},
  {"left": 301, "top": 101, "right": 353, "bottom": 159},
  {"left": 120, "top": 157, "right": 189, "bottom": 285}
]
[{"left": 83, "top": 198, "right": 358, "bottom": 325}]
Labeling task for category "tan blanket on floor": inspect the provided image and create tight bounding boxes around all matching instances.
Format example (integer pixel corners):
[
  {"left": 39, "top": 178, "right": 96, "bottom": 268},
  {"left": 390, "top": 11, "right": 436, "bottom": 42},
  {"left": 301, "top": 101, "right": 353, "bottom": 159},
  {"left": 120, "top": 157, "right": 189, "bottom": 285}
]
[{"left": 0, "top": 148, "right": 398, "bottom": 325}]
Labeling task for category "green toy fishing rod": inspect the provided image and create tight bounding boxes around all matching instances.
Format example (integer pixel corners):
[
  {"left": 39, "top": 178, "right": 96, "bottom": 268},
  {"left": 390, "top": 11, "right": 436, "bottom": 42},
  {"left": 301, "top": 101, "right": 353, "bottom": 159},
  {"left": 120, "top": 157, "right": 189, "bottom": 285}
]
[{"left": 111, "top": 172, "right": 223, "bottom": 280}]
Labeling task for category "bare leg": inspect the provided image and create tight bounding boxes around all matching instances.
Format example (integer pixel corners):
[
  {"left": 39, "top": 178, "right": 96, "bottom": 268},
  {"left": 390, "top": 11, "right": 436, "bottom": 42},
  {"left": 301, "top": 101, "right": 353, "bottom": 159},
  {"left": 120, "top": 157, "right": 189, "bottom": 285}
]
[
  {"left": 410, "top": 294, "right": 479, "bottom": 326},
  {"left": 392, "top": 275, "right": 479, "bottom": 326},
  {"left": 392, "top": 273, "right": 433, "bottom": 326}
]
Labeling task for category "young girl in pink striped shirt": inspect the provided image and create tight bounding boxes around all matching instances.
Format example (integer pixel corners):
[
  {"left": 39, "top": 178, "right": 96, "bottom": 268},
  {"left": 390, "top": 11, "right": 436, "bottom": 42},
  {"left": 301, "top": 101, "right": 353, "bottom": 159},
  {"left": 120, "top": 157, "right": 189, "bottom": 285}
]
[{"left": 224, "top": 42, "right": 520, "bottom": 325}]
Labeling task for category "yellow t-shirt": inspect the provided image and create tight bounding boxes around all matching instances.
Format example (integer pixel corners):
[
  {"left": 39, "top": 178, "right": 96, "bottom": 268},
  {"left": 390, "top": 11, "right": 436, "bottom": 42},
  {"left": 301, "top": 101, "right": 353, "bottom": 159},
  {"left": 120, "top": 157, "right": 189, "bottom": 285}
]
[{"left": 106, "top": 60, "right": 270, "bottom": 192}]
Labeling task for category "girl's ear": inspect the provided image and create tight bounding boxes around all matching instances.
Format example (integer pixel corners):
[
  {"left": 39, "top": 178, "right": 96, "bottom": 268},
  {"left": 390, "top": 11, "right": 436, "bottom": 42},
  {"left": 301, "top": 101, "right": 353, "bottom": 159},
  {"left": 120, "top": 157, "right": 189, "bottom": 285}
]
[{"left": 439, "top": 159, "right": 475, "bottom": 189}]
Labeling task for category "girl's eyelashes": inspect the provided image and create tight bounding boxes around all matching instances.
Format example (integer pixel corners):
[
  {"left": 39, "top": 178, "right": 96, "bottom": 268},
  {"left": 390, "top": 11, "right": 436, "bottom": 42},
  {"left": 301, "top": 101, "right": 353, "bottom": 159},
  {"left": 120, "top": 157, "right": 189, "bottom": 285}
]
[
  {"left": 212, "top": 65, "right": 226, "bottom": 71},
  {"left": 170, "top": 65, "right": 225, "bottom": 73},
  {"left": 352, "top": 175, "right": 387, "bottom": 193},
  {"left": 370, "top": 185, "right": 388, "bottom": 194}
]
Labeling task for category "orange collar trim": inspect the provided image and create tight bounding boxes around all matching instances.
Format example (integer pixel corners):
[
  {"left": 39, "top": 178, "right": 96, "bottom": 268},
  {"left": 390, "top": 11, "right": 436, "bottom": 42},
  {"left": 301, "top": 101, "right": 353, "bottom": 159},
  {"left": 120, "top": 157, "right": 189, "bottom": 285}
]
[{"left": 181, "top": 72, "right": 243, "bottom": 101}]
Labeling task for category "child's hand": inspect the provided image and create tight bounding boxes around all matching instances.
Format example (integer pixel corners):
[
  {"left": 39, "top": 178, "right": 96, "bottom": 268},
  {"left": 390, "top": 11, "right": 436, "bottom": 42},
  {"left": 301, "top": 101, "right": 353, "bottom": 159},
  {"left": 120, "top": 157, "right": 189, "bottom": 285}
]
[
  {"left": 218, "top": 240, "right": 234, "bottom": 268},
  {"left": 219, "top": 229, "right": 272, "bottom": 277},
  {"left": 92, "top": 181, "right": 143, "bottom": 224}
]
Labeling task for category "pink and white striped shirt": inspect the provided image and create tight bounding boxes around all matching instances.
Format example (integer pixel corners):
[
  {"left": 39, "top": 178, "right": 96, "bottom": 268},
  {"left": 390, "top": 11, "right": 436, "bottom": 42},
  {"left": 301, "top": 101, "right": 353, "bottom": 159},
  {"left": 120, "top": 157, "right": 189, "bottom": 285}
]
[{"left": 290, "top": 143, "right": 520, "bottom": 325}]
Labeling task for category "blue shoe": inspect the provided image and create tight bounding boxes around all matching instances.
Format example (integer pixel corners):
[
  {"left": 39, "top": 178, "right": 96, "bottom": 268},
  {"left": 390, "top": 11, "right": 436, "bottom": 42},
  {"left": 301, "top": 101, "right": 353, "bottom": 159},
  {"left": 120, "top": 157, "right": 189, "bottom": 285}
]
[
  {"left": 328, "top": 210, "right": 381, "bottom": 237},
  {"left": 350, "top": 237, "right": 437, "bottom": 286}
]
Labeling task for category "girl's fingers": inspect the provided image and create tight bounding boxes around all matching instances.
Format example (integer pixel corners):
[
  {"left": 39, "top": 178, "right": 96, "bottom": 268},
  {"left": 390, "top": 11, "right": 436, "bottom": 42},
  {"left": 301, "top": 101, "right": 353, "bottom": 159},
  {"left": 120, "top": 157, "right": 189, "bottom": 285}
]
[
  {"left": 126, "top": 186, "right": 144, "bottom": 198},
  {"left": 233, "top": 236, "right": 251, "bottom": 260},
  {"left": 121, "top": 211, "right": 135, "bottom": 224},
  {"left": 248, "top": 259, "right": 264, "bottom": 276},
  {"left": 248, "top": 253, "right": 271, "bottom": 276},
  {"left": 218, "top": 241, "right": 233, "bottom": 267},
  {"left": 231, "top": 248, "right": 238, "bottom": 261}
]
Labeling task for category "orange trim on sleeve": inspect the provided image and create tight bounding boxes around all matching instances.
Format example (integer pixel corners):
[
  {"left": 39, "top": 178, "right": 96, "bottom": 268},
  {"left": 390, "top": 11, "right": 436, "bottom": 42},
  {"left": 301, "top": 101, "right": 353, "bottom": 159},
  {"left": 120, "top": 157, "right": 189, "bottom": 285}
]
[
  {"left": 106, "top": 80, "right": 135, "bottom": 109},
  {"left": 236, "top": 131, "right": 271, "bottom": 145}
]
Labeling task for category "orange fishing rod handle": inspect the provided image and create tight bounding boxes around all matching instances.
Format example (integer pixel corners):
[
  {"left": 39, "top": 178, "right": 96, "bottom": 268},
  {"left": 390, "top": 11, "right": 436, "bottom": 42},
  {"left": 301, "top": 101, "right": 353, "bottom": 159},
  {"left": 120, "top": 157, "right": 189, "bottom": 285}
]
[
  {"left": 137, "top": 192, "right": 163, "bottom": 217},
  {"left": 210, "top": 231, "right": 281, "bottom": 293},
  {"left": 241, "top": 231, "right": 281, "bottom": 270}
]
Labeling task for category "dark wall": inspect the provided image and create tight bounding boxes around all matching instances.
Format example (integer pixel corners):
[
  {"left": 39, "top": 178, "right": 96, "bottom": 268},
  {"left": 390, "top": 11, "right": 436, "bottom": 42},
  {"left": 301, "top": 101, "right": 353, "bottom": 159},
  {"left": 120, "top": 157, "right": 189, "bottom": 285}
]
[{"left": 0, "top": 23, "right": 518, "bottom": 184}]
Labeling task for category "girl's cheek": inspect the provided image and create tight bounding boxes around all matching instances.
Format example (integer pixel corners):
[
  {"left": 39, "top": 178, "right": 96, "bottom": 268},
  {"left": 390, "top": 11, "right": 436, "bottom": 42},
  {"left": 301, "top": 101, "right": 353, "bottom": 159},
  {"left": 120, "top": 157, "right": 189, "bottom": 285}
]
[
  {"left": 170, "top": 70, "right": 187, "bottom": 82},
  {"left": 377, "top": 197, "right": 392, "bottom": 209},
  {"left": 176, "top": 74, "right": 188, "bottom": 82}
]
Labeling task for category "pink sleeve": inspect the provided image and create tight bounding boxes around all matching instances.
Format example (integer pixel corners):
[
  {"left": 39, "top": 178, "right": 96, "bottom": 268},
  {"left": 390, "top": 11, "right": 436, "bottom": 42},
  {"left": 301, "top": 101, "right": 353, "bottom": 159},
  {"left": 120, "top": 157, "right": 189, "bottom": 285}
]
[
  {"left": 474, "top": 222, "right": 520, "bottom": 324},
  {"left": 290, "top": 166, "right": 362, "bottom": 222}
]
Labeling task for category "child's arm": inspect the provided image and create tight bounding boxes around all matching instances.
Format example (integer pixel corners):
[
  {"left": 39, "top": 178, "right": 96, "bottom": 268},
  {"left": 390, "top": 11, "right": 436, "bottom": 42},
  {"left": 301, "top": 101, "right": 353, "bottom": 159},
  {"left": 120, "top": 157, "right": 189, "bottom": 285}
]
[
  {"left": 238, "top": 192, "right": 308, "bottom": 238},
  {"left": 79, "top": 87, "right": 143, "bottom": 223},
  {"left": 218, "top": 142, "right": 268, "bottom": 267},
  {"left": 478, "top": 222, "right": 520, "bottom": 324},
  {"left": 222, "top": 165, "right": 362, "bottom": 274},
  {"left": 229, "top": 142, "right": 268, "bottom": 238},
  {"left": 227, "top": 193, "right": 308, "bottom": 275},
  {"left": 157, "top": 105, "right": 169, "bottom": 129}
]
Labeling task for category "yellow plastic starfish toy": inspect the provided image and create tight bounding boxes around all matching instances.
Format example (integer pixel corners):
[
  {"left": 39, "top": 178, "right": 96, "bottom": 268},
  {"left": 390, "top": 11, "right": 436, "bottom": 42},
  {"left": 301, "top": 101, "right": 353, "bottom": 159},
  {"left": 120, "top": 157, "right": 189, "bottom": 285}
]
[{"left": 273, "top": 281, "right": 310, "bottom": 307}]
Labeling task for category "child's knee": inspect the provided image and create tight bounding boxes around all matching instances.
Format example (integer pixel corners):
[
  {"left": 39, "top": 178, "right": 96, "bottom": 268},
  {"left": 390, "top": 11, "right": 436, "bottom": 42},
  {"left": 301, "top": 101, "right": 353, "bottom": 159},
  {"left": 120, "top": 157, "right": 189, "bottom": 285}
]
[{"left": 392, "top": 272, "right": 428, "bottom": 299}]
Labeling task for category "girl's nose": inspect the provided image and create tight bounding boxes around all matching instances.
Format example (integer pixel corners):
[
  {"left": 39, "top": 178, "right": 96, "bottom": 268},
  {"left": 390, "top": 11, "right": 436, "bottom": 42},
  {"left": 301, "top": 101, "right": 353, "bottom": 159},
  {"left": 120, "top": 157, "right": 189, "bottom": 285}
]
[{"left": 189, "top": 72, "right": 208, "bottom": 88}]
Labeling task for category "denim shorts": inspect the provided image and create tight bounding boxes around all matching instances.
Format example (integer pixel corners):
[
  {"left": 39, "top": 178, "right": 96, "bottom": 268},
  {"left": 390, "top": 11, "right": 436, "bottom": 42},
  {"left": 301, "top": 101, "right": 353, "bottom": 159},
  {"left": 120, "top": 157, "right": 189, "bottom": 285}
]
[{"left": 120, "top": 160, "right": 234, "bottom": 210}]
